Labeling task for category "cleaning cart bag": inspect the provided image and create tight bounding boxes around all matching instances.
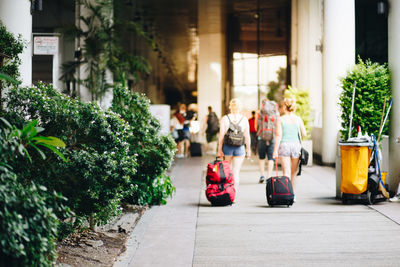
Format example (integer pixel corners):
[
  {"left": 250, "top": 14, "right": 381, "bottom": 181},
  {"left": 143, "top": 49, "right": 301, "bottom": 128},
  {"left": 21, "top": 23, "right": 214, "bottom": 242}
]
[
  {"left": 266, "top": 176, "right": 294, "bottom": 207},
  {"left": 206, "top": 159, "right": 234, "bottom": 185},
  {"left": 206, "top": 183, "right": 235, "bottom": 206},
  {"left": 340, "top": 146, "right": 370, "bottom": 194}
]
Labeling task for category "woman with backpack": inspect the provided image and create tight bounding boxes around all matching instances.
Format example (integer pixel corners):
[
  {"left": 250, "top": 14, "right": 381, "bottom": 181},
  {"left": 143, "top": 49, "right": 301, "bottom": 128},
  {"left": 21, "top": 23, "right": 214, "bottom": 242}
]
[
  {"left": 217, "top": 98, "right": 251, "bottom": 191},
  {"left": 272, "top": 97, "right": 307, "bottom": 201}
]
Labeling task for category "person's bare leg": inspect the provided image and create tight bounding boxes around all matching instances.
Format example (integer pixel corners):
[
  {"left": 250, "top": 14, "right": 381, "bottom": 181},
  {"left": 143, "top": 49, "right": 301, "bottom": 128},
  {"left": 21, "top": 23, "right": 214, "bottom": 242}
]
[
  {"left": 184, "top": 139, "right": 190, "bottom": 157},
  {"left": 290, "top": 157, "right": 300, "bottom": 193},
  {"left": 280, "top": 156, "right": 291, "bottom": 177},
  {"left": 177, "top": 141, "right": 184, "bottom": 156},
  {"left": 258, "top": 159, "right": 265, "bottom": 177},
  {"left": 232, "top": 155, "right": 245, "bottom": 191}
]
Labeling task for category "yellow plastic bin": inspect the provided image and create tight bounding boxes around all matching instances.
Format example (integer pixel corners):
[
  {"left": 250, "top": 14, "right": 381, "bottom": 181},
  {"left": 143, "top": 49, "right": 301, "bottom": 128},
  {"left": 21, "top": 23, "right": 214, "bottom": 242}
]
[{"left": 340, "top": 145, "right": 371, "bottom": 195}]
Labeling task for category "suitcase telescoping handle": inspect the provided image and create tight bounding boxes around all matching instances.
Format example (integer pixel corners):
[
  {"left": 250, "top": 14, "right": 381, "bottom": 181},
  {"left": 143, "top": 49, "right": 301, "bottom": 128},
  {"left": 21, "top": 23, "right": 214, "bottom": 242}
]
[{"left": 274, "top": 160, "right": 279, "bottom": 177}]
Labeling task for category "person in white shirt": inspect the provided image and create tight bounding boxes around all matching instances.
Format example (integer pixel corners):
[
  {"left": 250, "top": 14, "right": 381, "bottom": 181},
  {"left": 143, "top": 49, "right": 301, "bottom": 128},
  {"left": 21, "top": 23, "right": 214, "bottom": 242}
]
[{"left": 218, "top": 98, "right": 251, "bottom": 190}]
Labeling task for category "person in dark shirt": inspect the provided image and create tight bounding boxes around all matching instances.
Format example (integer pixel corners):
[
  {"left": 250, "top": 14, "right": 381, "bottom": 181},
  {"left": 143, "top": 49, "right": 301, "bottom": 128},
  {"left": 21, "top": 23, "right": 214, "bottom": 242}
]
[{"left": 248, "top": 111, "right": 257, "bottom": 155}]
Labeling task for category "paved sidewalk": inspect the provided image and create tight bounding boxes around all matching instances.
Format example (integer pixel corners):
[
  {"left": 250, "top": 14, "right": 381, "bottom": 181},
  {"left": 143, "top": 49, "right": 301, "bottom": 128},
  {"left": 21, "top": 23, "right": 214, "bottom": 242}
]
[{"left": 115, "top": 155, "right": 400, "bottom": 267}]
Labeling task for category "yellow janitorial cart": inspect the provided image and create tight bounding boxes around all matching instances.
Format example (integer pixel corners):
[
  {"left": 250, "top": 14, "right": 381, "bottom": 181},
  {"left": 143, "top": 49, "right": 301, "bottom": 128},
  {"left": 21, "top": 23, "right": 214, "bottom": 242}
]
[{"left": 339, "top": 141, "right": 378, "bottom": 204}]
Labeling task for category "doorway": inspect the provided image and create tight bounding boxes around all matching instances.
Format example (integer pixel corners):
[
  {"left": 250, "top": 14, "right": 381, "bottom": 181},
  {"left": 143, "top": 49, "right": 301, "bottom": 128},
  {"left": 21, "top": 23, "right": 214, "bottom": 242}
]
[{"left": 227, "top": 0, "right": 290, "bottom": 114}]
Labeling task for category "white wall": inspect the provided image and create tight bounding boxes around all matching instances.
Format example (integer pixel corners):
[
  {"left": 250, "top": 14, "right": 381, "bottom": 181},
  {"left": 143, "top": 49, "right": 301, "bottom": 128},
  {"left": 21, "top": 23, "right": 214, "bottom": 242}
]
[
  {"left": 388, "top": 0, "right": 400, "bottom": 192},
  {"left": 0, "top": 0, "right": 32, "bottom": 86},
  {"left": 291, "top": 0, "right": 324, "bottom": 156}
]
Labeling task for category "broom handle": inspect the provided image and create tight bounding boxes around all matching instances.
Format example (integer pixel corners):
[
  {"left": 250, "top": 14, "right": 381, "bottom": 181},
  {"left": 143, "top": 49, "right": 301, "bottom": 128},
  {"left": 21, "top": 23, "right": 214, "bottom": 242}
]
[
  {"left": 377, "top": 96, "right": 387, "bottom": 141},
  {"left": 378, "top": 99, "right": 392, "bottom": 142},
  {"left": 348, "top": 81, "right": 357, "bottom": 140}
]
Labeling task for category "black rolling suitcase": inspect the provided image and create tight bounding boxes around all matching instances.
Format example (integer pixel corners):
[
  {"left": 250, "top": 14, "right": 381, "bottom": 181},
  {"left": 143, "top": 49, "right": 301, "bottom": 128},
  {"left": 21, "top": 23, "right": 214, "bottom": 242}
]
[
  {"left": 266, "top": 162, "right": 294, "bottom": 207},
  {"left": 190, "top": 142, "right": 202, "bottom": 157}
]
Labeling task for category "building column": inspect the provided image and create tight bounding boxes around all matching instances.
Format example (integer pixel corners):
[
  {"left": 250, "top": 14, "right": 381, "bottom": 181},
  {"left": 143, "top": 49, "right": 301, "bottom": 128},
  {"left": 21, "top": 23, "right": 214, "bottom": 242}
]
[
  {"left": 388, "top": 0, "right": 400, "bottom": 193},
  {"left": 294, "top": 0, "right": 324, "bottom": 155},
  {"left": 0, "top": 0, "right": 32, "bottom": 86},
  {"left": 322, "top": 0, "right": 355, "bottom": 164},
  {"left": 197, "top": 0, "right": 225, "bottom": 123}
]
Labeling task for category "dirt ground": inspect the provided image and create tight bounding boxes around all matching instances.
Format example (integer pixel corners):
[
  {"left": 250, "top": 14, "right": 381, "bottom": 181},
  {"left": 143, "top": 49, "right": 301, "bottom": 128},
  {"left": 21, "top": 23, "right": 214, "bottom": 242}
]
[{"left": 56, "top": 206, "right": 146, "bottom": 267}]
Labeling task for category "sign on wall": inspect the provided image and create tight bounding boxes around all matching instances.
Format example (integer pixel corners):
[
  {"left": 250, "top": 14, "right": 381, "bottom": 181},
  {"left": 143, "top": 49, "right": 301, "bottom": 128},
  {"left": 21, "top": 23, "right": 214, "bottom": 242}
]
[{"left": 33, "top": 36, "right": 59, "bottom": 55}]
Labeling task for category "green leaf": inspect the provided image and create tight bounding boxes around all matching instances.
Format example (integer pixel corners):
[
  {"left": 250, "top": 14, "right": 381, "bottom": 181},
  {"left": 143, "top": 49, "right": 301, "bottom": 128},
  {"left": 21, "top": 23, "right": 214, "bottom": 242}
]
[
  {"left": 21, "top": 120, "right": 38, "bottom": 138},
  {"left": 0, "top": 117, "right": 12, "bottom": 128},
  {"left": 39, "top": 143, "right": 68, "bottom": 162},
  {"left": 0, "top": 73, "right": 18, "bottom": 84},
  {"left": 30, "top": 143, "right": 46, "bottom": 160},
  {"left": 33, "top": 136, "right": 66, "bottom": 148}
]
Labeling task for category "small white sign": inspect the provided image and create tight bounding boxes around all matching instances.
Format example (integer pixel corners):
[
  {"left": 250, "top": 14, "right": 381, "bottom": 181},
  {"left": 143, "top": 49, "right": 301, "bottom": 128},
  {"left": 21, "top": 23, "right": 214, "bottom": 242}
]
[{"left": 33, "top": 36, "right": 59, "bottom": 55}]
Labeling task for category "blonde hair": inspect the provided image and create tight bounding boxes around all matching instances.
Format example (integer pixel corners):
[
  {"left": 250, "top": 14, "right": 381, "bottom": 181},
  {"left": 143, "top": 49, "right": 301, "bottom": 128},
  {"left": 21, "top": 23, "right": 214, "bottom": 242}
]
[
  {"left": 229, "top": 98, "right": 242, "bottom": 114},
  {"left": 283, "top": 98, "right": 296, "bottom": 112}
]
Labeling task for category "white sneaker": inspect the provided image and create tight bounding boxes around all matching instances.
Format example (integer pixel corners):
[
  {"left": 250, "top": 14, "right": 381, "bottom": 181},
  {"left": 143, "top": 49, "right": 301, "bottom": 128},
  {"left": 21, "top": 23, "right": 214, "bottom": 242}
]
[
  {"left": 176, "top": 154, "right": 185, "bottom": 158},
  {"left": 389, "top": 194, "right": 400, "bottom": 202}
]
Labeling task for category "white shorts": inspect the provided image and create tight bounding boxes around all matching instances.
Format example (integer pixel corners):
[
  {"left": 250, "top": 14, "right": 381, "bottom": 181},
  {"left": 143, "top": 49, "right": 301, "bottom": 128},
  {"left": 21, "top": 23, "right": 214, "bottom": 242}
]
[{"left": 278, "top": 142, "right": 301, "bottom": 158}]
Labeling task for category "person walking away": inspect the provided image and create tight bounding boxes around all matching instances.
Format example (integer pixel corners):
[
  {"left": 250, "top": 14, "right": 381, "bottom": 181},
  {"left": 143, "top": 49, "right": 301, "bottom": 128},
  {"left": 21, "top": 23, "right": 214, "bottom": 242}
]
[
  {"left": 256, "top": 99, "right": 280, "bottom": 183},
  {"left": 389, "top": 135, "right": 400, "bottom": 202},
  {"left": 180, "top": 104, "right": 191, "bottom": 157},
  {"left": 203, "top": 106, "right": 219, "bottom": 155},
  {"left": 171, "top": 105, "right": 186, "bottom": 158},
  {"left": 218, "top": 98, "right": 251, "bottom": 192},
  {"left": 248, "top": 111, "right": 257, "bottom": 155},
  {"left": 272, "top": 98, "right": 306, "bottom": 201}
]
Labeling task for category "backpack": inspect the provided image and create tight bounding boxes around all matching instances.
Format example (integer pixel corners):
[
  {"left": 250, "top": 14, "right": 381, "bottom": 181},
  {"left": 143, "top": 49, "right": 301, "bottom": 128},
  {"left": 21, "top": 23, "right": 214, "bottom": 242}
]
[
  {"left": 257, "top": 100, "right": 279, "bottom": 145},
  {"left": 206, "top": 112, "right": 219, "bottom": 135},
  {"left": 223, "top": 115, "right": 245, "bottom": 147},
  {"left": 206, "top": 159, "right": 234, "bottom": 185},
  {"left": 205, "top": 159, "right": 235, "bottom": 206}
]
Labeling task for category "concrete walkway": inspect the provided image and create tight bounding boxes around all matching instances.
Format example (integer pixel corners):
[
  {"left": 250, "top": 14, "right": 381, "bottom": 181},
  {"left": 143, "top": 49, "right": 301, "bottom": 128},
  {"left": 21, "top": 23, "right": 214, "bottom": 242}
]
[{"left": 115, "top": 155, "right": 400, "bottom": 267}]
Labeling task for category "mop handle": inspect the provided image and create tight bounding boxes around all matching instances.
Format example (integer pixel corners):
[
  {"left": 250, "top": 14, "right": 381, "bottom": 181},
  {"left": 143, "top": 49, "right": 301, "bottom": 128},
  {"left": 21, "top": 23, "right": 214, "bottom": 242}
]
[
  {"left": 378, "top": 99, "right": 392, "bottom": 142},
  {"left": 348, "top": 81, "right": 356, "bottom": 140}
]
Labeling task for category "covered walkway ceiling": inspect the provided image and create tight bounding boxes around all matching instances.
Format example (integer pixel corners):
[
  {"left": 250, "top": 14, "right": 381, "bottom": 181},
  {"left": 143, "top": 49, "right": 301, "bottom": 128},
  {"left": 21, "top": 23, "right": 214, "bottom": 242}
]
[{"left": 134, "top": 0, "right": 290, "bottom": 100}]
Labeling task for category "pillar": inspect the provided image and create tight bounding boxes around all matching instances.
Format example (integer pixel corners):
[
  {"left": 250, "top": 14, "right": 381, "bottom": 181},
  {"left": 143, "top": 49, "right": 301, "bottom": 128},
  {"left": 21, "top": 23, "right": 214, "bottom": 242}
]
[
  {"left": 0, "top": 0, "right": 32, "bottom": 86},
  {"left": 322, "top": 0, "right": 355, "bottom": 164},
  {"left": 388, "top": 0, "right": 400, "bottom": 193},
  {"left": 197, "top": 0, "right": 225, "bottom": 123}
]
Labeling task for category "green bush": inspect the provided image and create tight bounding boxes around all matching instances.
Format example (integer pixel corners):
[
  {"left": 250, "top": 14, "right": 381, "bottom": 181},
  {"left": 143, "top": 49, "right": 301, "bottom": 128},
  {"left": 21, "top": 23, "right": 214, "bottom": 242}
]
[
  {"left": 2, "top": 82, "right": 138, "bottom": 227},
  {"left": 0, "top": 171, "right": 64, "bottom": 266},
  {"left": 0, "top": 118, "right": 70, "bottom": 266},
  {"left": 111, "top": 85, "right": 176, "bottom": 205},
  {"left": 0, "top": 21, "right": 25, "bottom": 86},
  {"left": 339, "top": 58, "right": 391, "bottom": 140}
]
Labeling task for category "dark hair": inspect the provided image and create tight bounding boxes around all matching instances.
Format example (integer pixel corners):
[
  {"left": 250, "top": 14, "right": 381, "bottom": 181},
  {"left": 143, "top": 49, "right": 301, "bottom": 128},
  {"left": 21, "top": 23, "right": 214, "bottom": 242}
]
[{"left": 208, "top": 106, "right": 212, "bottom": 112}]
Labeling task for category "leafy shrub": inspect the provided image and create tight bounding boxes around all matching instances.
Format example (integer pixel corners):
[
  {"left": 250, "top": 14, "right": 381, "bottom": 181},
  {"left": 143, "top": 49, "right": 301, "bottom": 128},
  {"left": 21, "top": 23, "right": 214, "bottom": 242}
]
[
  {"left": 0, "top": 171, "right": 64, "bottom": 266},
  {"left": 339, "top": 58, "right": 391, "bottom": 140},
  {"left": 0, "top": 118, "right": 70, "bottom": 266},
  {"left": 0, "top": 21, "right": 25, "bottom": 86},
  {"left": 111, "top": 85, "right": 175, "bottom": 205},
  {"left": 2, "top": 82, "right": 138, "bottom": 227}
]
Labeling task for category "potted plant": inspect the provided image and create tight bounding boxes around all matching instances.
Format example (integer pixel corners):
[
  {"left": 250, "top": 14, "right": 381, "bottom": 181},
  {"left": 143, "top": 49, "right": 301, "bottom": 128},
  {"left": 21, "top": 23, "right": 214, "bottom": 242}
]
[
  {"left": 284, "top": 86, "right": 312, "bottom": 165},
  {"left": 339, "top": 58, "right": 391, "bottom": 141}
]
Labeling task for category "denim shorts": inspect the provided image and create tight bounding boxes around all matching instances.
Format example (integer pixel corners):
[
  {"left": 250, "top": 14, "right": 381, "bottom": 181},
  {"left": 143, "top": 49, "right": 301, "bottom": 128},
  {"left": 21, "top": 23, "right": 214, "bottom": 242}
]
[
  {"left": 222, "top": 144, "right": 245, "bottom": 156},
  {"left": 257, "top": 139, "right": 275, "bottom": 160},
  {"left": 278, "top": 142, "right": 301, "bottom": 158}
]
